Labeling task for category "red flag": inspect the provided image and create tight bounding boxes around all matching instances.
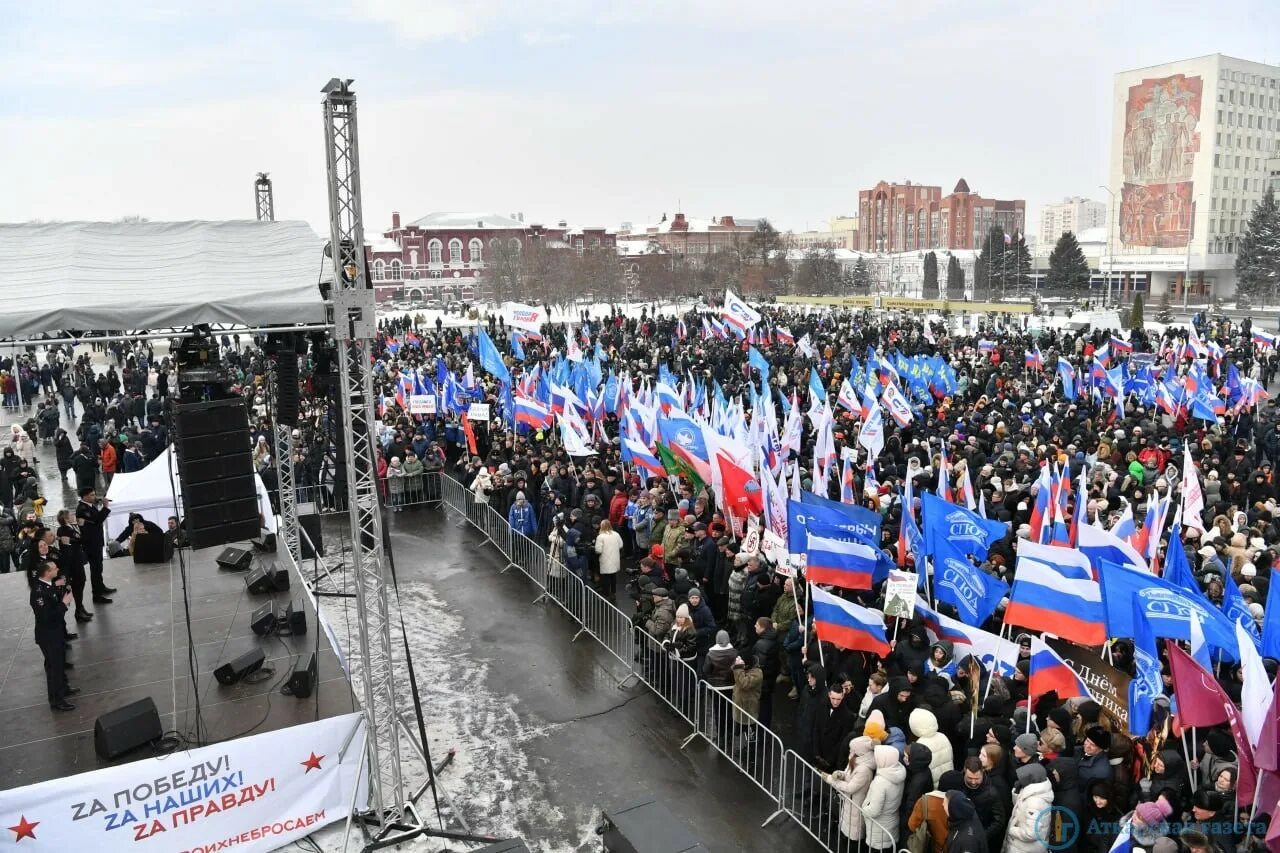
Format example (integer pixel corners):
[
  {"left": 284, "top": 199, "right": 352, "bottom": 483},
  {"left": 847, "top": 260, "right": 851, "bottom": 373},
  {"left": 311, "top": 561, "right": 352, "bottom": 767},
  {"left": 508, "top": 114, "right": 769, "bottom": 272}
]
[
  {"left": 1166, "top": 640, "right": 1258, "bottom": 806},
  {"left": 461, "top": 415, "right": 478, "bottom": 456},
  {"left": 716, "top": 450, "right": 763, "bottom": 518},
  {"left": 1257, "top": 675, "right": 1280, "bottom": 773}
]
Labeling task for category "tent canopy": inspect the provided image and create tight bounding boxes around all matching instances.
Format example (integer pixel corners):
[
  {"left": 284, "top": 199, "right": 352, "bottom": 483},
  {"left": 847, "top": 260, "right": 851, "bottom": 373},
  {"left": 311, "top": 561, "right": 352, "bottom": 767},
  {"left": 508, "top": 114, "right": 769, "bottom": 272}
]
[
  {"left": 0, "top": 220, "right": 330, "bottom": 338},
  {"left": 103, "top": 446, "right": 276, "bottom": 540}
]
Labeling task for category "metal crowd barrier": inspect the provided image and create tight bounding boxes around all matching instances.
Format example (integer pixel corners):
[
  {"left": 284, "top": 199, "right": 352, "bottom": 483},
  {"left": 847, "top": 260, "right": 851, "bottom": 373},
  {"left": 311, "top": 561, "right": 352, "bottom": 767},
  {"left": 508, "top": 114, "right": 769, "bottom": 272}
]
[
  {"left": 771, "top": 750, "right": 901, "bottom": 853},
  {"left": 436, "top": 473, "right": 898, "bottom": 853},
  {"left": 296, "top": 472, "right": 442, "bottom": 515}
]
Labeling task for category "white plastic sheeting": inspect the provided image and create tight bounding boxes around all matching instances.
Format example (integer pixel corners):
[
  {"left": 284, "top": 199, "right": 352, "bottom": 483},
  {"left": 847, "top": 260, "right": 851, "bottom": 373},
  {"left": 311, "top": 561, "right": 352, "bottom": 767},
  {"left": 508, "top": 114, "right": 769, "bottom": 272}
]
[{"left": 0, "top": 220, "right": 330, "bottom": 337}]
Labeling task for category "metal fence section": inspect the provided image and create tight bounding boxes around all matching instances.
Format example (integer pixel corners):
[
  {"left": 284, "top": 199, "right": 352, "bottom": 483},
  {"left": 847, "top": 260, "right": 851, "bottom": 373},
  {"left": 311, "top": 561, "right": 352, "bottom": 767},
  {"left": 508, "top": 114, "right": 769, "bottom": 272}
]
[
  {"left": 435, "top": 472, "right": 894, "bottom": 853},
  {"left": 694, "top": 681, "right": 787, "bottom": 802},
  {"left": 772, "top": 750, "right": 900, "bottom": 853},
  {"left": 297, "top": 472, "right": 442, "bottom": 515}
]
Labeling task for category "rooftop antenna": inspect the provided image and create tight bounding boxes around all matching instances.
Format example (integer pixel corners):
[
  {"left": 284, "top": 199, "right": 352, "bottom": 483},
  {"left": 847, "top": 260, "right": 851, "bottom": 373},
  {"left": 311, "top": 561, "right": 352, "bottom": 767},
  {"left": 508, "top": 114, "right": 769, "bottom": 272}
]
[{"left": 254, "top": 173, "right": 275, "bottom": 222}]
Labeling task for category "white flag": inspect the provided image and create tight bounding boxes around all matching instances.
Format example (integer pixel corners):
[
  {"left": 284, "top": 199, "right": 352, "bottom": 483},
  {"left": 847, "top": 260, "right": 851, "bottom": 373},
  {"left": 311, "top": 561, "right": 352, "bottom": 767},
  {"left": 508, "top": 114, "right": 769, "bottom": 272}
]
[{"left": 1180, "top": 445, "right": 1205, "bottom": 533}]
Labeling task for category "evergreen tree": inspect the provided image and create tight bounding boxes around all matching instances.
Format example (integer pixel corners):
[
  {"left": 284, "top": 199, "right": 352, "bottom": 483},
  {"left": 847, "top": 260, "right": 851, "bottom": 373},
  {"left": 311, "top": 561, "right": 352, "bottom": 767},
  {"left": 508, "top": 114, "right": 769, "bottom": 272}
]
[
  {"left": 1236, "top": 188, "right": 1280, "bottom": 303},
  {"left": 922, "top": 251, "right": 939, "bottom": 299},
  {"left": 1046, "top": 231, "right": 1092, "bottom": 296},
  {"left": 1129, "top": 293, "right": 1144, "bottom": 331},
  {"left": 974, "top": 225, "right": 1006, "bottom": 300},
  {"left": 946, "top": 255, "right": 965, "bottom": 300},
  {"left": 1156, "top": 289, "right": 1174, "bottom": 323},
  {"left": 1006, "top": 233, "right": 1032, "bottom": 297},
  {"left": 852, "top": 256, "right": 871, "bottom": 292}
]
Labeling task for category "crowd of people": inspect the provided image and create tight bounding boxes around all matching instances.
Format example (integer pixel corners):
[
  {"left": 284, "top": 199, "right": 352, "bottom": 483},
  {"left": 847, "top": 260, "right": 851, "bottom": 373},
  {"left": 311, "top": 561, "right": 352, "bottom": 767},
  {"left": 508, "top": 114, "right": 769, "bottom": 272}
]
[
  {"left": 362, "top": 301, "right": 1280, "bottom": 853},
  {"left": 5, "top": 298, "right": 1279, "bottom": 853}
]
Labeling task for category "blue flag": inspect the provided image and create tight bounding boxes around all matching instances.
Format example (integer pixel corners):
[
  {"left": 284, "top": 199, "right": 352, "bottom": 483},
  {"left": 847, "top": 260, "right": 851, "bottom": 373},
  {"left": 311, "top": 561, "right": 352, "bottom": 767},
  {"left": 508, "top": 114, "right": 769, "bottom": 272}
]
[
  {"left": 920, "top": 492, "right": 1008, "bottom": 563},
  {"left": 1222, "top": 572, "right": 1262, "bottom": 649},
  {"left": 510, "top": 332, "right": 526, "bottom": 362},
  {"left": 788, "top": 494, "right": 881, "bottom": 557},
  {"left": 931, "top": 538, "right": 1008, "bottom": 627},
  {"left": 748, "top": 346, "right": 771, "bottom": 379},
  {"left": 1128, "top": 595, "right": 1161, "bottom": 737},
  {"left": 809, "top": 367, "right": 827, "bottom": 402},
  {"left": 1097, "top": 559, "right": 1240, "bottom": 661},
  {"left": 475, "top": 326, "right": 512, "bottom": 385},
  {"left": 603, "top": 373, "right": 620, "bottom": 414},
  {"left": 1264, "top": 576, "right": 1280, "bottom": 660}
]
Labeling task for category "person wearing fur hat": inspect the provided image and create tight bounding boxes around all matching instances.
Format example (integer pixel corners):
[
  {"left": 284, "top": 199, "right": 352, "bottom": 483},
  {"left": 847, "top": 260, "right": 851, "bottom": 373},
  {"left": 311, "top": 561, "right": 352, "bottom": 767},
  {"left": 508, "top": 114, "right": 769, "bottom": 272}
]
[{"left": 1076, "top": 725, "right": 1112, "bottom": 798}]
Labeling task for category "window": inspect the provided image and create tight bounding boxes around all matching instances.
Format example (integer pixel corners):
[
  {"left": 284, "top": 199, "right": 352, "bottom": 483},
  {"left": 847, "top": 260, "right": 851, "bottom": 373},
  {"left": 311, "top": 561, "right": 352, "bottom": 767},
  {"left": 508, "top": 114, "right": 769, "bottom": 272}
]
[
  {"left": 409, "top": 249, "right": 419, "bottom": 268},
  {"left": 448, "top": 239, "right": 462, "bottom": 264},
  {"left": 509, "top": 238, "right": 521, "bottom": 252},
  {"left": 428, "top": 239, "right": 442, "bottom": 265},
  {"left": 373, "top": 259, "right": 385, "bottom": 280},
  {"left": 469, "top": 238, "right": 483, "bottom": 264},
  {"left": 389, "top": 259, "right": 402, "bottom": 280}
]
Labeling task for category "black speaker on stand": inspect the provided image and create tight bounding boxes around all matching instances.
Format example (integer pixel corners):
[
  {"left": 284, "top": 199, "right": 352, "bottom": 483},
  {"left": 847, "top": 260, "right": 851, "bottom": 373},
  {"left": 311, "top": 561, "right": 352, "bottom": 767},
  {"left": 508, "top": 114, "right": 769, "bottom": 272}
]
[
  {"left": 214, "top": 648, "right": 266, "bottom": 685},
  {"left": 172, "top": 398, "right": 259, "bottom": 549}
]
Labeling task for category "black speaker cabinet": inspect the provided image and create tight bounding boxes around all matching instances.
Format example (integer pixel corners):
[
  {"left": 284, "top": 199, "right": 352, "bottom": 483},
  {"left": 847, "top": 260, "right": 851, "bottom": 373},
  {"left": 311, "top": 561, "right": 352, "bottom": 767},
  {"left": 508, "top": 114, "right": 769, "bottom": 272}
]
[
  {"left": 272, "top": 567, "right": 290, "bottom": 592},
  {"left": 94, "top": 697, "right": 163, "bottom": 760},
  {"left": 284, "top": 653, "right": 317, "bottom": 698},
  {"left": 131, "top": 531, "right": 173, "bottom": 564},
  {"left": 172, "top": 398, "right": 259, "bottom": 550},
  {"left": 600, "top": 800, "right": 709, "bottom": 853},
  {"left": 250, "top": 602, "right": 278, "bottom": 636},
  {"left": 299, "top": 512, "right": 324, "bottom": 558},
  {"left": 214, "top": 647, "right": 266, "bottom": 686},
  {"left": 215, "top": 546, "right": 253, "bottom": 571},
  {"left": 281, "top": 600, "right": 306, "bottom": 635}
]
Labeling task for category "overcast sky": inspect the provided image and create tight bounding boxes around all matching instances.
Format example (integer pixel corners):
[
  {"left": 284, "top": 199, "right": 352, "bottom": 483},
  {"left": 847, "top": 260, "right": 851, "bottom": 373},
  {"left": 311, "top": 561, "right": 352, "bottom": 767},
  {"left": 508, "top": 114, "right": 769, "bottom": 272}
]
[{"left": 3, "top": 1, "right": 1278, "bottom": 240}]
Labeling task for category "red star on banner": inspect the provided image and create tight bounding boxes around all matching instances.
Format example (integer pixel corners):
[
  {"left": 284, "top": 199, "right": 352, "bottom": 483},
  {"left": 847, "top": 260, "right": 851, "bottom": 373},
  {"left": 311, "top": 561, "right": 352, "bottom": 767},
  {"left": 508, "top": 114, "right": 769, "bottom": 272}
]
[
  {"left": 9, "top": 815, "right": 39, "bottom": 841},
  {"left": 301, "top": 752, "right": 325, "bottom": 773}
]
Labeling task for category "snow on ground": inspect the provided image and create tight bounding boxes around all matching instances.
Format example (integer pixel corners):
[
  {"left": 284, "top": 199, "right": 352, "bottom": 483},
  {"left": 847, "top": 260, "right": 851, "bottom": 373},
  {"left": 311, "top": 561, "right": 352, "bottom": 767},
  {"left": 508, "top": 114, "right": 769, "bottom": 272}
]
[{"left": 308, "top": 550, "right": 599, "bottom": 853}]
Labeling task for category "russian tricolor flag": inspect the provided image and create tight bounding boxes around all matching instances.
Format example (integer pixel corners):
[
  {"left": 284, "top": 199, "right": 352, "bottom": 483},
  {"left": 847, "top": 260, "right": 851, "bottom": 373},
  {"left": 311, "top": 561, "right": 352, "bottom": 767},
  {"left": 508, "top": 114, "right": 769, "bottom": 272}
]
[
  {"left": 806, "top": 529, "right": 878, "bottom": 590},
  {"left": 1253, "top": 329, "right": 1276, "bottom": 349},
  {"left": 776, "top": 326, "right": 795, "bottom": 345},
  {"left": 1028, "top": 635, "right": 1093, "bottom": 699},
  {"left": 1005, "top": 540, "right": 1108, "bottom": 647},
  {"left": 625, "top": 437, "right": 666, "bottom": 480},
  {"left": 514, "top": 395, "right": 553, "bottom": 429},
  {"left": 1025, "top": 346, "right": 1043, "bottom": 370},
  {"left": 1110, "top": 336, "right": 1133, "bottom": 355},
  {"left": 810, "top": 584, "right": 890, "bottom": 655}
]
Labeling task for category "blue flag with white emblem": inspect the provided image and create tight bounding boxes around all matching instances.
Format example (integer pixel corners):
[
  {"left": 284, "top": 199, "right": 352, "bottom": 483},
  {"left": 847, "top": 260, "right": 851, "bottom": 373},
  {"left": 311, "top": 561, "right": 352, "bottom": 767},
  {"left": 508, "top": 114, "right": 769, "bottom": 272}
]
[{"left": 931, "top": 538, "right": 1009, "bottom": 627}]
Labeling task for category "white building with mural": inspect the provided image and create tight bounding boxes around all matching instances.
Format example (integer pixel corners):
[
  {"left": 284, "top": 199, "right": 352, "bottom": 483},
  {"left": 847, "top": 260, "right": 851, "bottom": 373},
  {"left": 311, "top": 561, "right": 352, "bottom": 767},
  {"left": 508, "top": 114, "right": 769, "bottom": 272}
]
[{"left": 1103, "top": 54, "right": 1280, "bottom": 302}]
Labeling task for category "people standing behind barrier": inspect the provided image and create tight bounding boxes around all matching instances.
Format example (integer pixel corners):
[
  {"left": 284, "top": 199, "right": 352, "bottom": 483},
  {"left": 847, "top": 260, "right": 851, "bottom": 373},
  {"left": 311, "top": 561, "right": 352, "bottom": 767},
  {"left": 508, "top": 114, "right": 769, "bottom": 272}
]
[
  {"left": 507, "top": 491, "right": 537, "bottom": 537},
  {"left": 862, "top": 744, "right": 907, "bottom": 853},
  {"left": 1003, "top": 763, "right": 1054, "bottom": 853},
  {"left": 594, "top": 518, "right": 622, "bottom": 599},
  {"left": 824, "top": 735, "right": 877, "bottom": 845}
]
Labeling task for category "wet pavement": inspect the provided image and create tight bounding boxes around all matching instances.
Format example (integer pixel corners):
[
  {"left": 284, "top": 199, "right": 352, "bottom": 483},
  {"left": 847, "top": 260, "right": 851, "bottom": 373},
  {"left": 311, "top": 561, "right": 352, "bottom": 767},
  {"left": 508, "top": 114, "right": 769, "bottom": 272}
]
[{"left": 371, "top": 507, "right": 823, "bottom": 852}]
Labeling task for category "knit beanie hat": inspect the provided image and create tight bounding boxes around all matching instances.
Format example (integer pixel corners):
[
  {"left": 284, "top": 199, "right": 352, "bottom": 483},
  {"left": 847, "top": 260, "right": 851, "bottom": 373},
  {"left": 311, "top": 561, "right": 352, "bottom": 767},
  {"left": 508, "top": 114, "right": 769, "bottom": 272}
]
[
  {"left": 715, "top": 630, "right": 731, "bottom": 646},
  {"left": 675, "top": 603, "right": 690, "bottom": 620},
  {"left": 1014, "top": 732, "right": 1040, "bottom": 757},
  {"left": 1134, "top": 798, "right": 1172, "bottom": 825},
  {"left": 864, "top": 720, "right": 888, "bottom": 743}
]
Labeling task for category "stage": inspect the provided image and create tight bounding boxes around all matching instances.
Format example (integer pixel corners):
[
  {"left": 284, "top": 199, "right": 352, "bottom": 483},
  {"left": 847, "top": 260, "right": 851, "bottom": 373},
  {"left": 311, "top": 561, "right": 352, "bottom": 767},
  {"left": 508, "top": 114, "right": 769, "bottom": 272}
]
[{"left": 0, "top": 542, "right": 356, "bottom": 791}]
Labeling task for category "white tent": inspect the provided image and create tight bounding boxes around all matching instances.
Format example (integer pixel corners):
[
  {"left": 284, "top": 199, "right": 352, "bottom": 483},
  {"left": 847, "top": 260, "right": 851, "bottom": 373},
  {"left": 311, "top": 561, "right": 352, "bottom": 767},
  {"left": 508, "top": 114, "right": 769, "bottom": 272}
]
[
  {"left": 0, "top": 219, "right": 329, "bottom": 338},
  {"left": 103, "top": 446, "right": 277, "bottom": 540}
]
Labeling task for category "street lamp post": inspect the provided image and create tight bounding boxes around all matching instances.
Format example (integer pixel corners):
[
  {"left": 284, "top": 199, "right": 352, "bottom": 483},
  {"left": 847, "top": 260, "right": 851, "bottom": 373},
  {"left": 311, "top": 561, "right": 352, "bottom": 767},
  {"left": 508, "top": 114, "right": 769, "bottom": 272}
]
[
  {"left": 1183, "top": 195, "right": 1202, "bottom": 311},
  {"left": 1098, "top": 185, "right": 1116, "bottom": 307}
]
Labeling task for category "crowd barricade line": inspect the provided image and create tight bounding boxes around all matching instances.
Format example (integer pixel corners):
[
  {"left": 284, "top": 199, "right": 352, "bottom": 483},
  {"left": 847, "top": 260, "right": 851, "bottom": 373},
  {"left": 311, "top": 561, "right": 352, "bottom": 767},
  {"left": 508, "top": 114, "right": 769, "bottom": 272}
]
[
  {"left": 436, "top": 474, "right": 869, "bottom": 852},
  {"left": 693, "top": 681, "right": 786, "bottom": 803}
]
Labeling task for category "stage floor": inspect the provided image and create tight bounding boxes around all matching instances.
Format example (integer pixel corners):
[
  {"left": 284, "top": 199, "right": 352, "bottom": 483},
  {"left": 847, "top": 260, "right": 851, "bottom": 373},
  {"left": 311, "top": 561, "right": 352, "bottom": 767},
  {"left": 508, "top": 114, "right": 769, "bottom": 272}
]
[{"left": 0, "top": 543, "right": 356, "bottom": 791}]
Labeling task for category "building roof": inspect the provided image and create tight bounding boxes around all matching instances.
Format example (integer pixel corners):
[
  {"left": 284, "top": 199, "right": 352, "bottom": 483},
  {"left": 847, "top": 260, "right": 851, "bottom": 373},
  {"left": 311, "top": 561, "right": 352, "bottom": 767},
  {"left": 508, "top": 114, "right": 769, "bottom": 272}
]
[
  {"left": 953, "top": 178, "right": 971, "bottom": 194},
  {"left": 1075, "top": 226, "right": 1108, "bottom": 245},
  {"left": 366, "top": 234, "right": 401, "bottom": 253},
  {"left": 406, "top": 212, "right": 526, "bottom": 230},
  {"left": 621, "top": 214, "right": 761, "bottom": 237}
]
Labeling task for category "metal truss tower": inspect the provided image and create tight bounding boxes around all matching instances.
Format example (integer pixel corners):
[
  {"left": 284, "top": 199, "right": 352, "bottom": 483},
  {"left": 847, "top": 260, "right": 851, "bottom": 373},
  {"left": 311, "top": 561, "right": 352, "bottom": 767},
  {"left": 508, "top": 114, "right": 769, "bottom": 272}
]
[
  {"left": 254, "top": 173, "right": 275, "bottom": 222},
  {"left": 320, "top": 78, "right": 405, "bottom": 825}
]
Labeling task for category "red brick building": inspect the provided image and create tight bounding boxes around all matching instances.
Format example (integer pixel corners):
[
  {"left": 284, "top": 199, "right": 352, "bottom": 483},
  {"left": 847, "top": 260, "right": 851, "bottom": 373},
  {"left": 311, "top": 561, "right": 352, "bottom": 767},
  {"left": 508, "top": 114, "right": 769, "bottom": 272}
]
[
  {"left": 367, "top": 211, "right": 616, "bottom": 303},
  {"left": 857, "top": 179, "right": 1025, "bottom": 253}
]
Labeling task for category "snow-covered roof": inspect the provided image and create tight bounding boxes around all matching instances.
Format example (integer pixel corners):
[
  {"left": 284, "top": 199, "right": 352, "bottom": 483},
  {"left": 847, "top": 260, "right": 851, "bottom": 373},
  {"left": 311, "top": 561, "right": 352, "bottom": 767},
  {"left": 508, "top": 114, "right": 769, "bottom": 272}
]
[
  {"left": 0, "top": 220, "right": 329, "bottom": 338},
  {"left": 1075, "top": 226, "right": 1108, "bottom": 245},
  {"left": 366, "top": 234, "right": 401, "bottom": 254},
  {"left": 621, "top": 215, "right": 761, "bottom": 236},
  {"left": 407, "top": 212, "right": 526, "bottom": 230},
  {"left": 616, "top": 238, "right": 667, "bottom": 257}
]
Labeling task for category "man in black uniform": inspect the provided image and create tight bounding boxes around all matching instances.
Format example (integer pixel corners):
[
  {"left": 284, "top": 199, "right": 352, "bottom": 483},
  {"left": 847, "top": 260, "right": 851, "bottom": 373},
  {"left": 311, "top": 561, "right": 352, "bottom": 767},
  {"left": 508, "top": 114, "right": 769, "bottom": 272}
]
[
  {"left": 75, "top": 487, "right": 116, "bottom": 603},
  {"left": 31, "top": 561, "right": 79, "bottom": 711}
]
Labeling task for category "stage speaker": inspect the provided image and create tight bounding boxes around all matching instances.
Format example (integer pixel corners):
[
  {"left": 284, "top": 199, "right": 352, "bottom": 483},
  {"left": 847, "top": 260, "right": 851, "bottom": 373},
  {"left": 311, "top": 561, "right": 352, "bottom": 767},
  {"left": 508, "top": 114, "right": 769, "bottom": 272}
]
[
  {"left": 284, "top": 653, "right": 317, "bottom": 698},
  {"left": 245, "top": 566, "right": 275, "bottom": 594},
  {"left": 215, "top": 647, "right": 266, "bottom": 686},
  {"left": 275, "top": 345, "right": 300, "bottom": 428},
  {"left": 215, "top": 546, "right": 253, "bottom": 572},
  {"left": 599, "top": 800, "right": 709, "bottom": 853},
  {"left": 131, "top": 531, "right": 173, "bottom": 564},
  {"left": 94, "top": 697, "right": 163, "bottom": 760},
  {"left": 280, "top": 600, "right": 307, "bottom": 635},
  {"left": 250, "top": 602, "right": 278, "bottom": 636},
  {"left": 172, "top": 398, "right": 259, "bottom": 549},
  {"left": 299, "top": 512, "right": 324, "bottom": 558}
]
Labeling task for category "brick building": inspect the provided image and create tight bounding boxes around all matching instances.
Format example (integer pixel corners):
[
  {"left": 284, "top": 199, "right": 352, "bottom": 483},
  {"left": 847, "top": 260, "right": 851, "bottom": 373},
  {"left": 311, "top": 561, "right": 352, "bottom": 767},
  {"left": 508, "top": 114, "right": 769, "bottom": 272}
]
[
  {"left": 857, "top": 179, "right": 1025, "bottom": 253},
  {"left": 367, "top": 211, "right": 615, "bottom": 303},
  {"left": 615, "top": 213, "right": 759, "bottom": 263}
]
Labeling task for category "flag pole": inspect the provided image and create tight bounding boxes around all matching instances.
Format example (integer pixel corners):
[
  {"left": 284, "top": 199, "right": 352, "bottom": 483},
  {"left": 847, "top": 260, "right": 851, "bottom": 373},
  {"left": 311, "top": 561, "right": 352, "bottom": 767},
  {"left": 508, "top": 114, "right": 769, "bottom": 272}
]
[
  {"left": 1246, "top": 769, "right": 1266, "bottom": 841},
  {"left": 808, "top": 579, "right": 826, "bottom": 671},
  {"left": 1179, "top": 728, "right": 1197, "bottom": 792}
]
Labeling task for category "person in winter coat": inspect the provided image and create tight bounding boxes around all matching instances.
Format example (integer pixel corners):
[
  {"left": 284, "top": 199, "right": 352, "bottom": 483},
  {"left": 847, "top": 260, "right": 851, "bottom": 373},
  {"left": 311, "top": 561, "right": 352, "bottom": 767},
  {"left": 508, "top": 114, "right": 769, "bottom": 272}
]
[
  {"left": 812, "top": 683, "right": 858, "bottom": 774},
  {"left": 1047, "top": 756, "right": 1083, "bottom": 853},
  {"left": 900, "top": 742, "right": 936, "bottom": 845},
  {"left": 943, "top": 789, "right": 988, "bottom": 853},
  {"left": 1076, "top": 726, "right": 1113, "bottom": 800},
  {"left": 685, "top": 588, "right": 716, "bottom": 657},
  {"left": 910, "top": 707, "right": 955, "bottom": 786},
  {"left": 869, "top": 676, "right": 915, "bottom": 735},
  {"left": 825, "top": 736, "right": 878, "bottom": 844},
  {"left": 795, "top": 663, "right": 828, "bottom": 762},
  {"left": 701, "top": 630, "right": 737, "bottom": 688},
  {"left": 862, "top": 744, "right": 908, "bottom": 853},
  {"left": 907, "top": 788, "right": 951, "bottom": 853},
  {"left": 471, "top": 467, "right": 494, "bottom": 503},
  {"left": 1082, "top": 781, "right": 1122, "bottom": 853},
  {"left": 730, "top": 649, "right": 763, "bottom": 725},
  {"left": 1003, "top": 763, "right": 1054, "bottom": 853},
  {"left": 507, "top": 491, "right": 537, "bottom": 536},
  {"left": 594, "top": 519, "right": 624, "bottom": 598},
  {"left": 1146, "top": 749, "right": 1189, "bottom": 815},
  {"left": 386, "top": 457, "right": 406, "bottom": 509},
  {"left": 927, "top": 640, "right": 958, "bottom": 686},
  {"left": 662, "top": 605, "right": 699, "bottom": 664},
  {"left": 54, "top": 429, "right": 74, "bottom": 480},
  {"left": 644, "top": 588, "right": 676, "bottom": 639},
  {"left": 959, "top": 757, "right": 1008, "bottom": 853}
]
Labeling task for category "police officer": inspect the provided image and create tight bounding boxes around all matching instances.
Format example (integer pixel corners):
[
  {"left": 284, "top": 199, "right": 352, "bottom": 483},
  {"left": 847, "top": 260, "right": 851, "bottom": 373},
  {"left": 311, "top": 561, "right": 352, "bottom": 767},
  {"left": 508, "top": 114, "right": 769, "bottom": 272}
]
[
  {"left": 75, "top": 486, "right": 116, "bottom": 603},
  {"left": 31, "top": 560, "right": 79, "bottom": 711}
]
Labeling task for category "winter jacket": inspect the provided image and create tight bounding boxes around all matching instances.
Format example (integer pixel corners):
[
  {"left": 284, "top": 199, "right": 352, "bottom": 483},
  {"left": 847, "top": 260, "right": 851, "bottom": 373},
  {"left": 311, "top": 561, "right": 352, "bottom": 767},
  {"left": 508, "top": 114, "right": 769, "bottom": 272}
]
[
  {"left": 701, "top": 642, "right": 737, "bottom": 688},
  {"left": 963, "top": 774, "right": 1009, "bottom": 853},
  {"left": 907, "top": 790, "right": 951, "bottom": 853},
  {"left": 662, "top": 624, "right": 698, "bottom": 662},
  {"left": 507, "top": 501, "right": 537, "bottom": 536},
  {"left": 900, "top": 742, "right": 936, "bottom": 845},
  {"left": 944, "top": 791, "right": 989, "bottom": 853},
  {"left": 645, "top": 599, "right": 676, "bottom": 639},
  {"left": 594, "top": 529, "right": 624, "bottom": 575},
  {"left": 730, "top": 664, "right": 763, "bottom": 724},
  {"left": 862, "top": 745, "right": 907, "bottom": 850},
  {"left": 727, "top": 566, "right": 746, "bottom": 623},
  {"left": 826, "top": 736, "right": 877, "bottom": 842},
  {"left": 910, "top": 707, "right": 955, "bottom": 786},
  {"left": 1003, "top": 766, "right": 1054, "bottom": 853},
  {"left": 812, "top": 696, "right": 858, "bottom": 774}
]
